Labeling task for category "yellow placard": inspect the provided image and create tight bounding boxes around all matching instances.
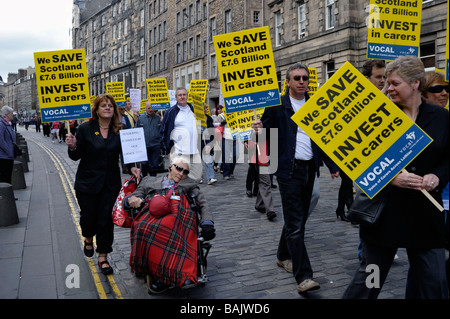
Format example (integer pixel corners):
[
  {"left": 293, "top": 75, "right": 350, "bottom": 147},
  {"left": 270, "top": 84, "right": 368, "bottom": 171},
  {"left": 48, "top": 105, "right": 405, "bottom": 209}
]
[
  {"left": 291, "top": 61, "right": 432, "bottom": 197},
  {"left": 34, "top": 49, "right": 91, "bottom": 122},
  {"left": 308, "top": 68, "right": 318, "bottom": 96},
  {"left": 366, "top": 0, "right": 422, "bottom": 60},
  {"left": 146, "top": 78, "right": 170, "bottom": 110},
  {"left": 214, "top": 26, "right": 280, "bottom": 113},
  {"left": 191, "top": 92, "right": 207, "bottom": 131},
  {"left": 106, "top": 82, "right": 126, "bottom": 106},
  {"left": 140, "top": 99, "right": 148, "bottom": 114},
  {"left": 187, "top": 79, "right": 208, "bottom": 103}
]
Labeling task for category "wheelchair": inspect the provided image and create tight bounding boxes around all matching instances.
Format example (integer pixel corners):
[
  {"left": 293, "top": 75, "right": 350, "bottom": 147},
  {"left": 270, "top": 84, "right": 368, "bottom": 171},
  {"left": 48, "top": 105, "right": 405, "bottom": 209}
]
[{"left": 134, "top": 190, "right": 212, "bottom": 294}]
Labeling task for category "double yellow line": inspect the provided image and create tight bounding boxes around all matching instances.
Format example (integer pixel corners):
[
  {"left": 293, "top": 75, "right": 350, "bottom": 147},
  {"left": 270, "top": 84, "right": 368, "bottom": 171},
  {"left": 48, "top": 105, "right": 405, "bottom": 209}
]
[{"left": 29, "top": 137, "right": 123, "bottom": 299}]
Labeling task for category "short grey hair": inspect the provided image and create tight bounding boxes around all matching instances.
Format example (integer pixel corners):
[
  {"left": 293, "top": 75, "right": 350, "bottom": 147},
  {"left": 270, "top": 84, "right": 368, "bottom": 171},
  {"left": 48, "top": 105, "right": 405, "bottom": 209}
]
[
  {"left": 286, "top": 63, "right": 309, "bottom": 80},
  {"left": 0, "top": 105, "right": 14, "bottom": 117}
]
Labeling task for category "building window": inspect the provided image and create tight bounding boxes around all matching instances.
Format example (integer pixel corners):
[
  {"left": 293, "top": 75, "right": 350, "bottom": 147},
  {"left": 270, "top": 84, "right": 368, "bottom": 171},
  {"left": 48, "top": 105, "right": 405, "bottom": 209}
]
[
  {"left": 142, "top": 65, "right": 146, "bottom": 82},
  {"left": 181, "top": 68, "right": 186, "bottom": 87},
  {"left": 149, "top": 3, "right": 153, "bottom": 20},
  {"left": 275, "top": 11, "right": 282, "bottom": 47},
  {"left": 101, "top": 33, "right": 106, "bottom": 48},
  {"left": 253, "top": 11, "right": 260, "bottom": 25},
  {"left": 124, "top": 19, "right": 128, "bottom": 36},
  {"left": 101, "top": 56, "right": 105, "bottom": 71},
  {"left": 189, "top": 4, "right": 194, "bottom": 26},
  {"left": 187, "top": 65, "right": 193, "bottom": 83},
  {"left": 298, "top": 3, "right": 306, "bottom": 39},
  {"left": 196, "top": 0, "right": 202, "bottom": 22},
  {"left": 113, "top": 49, "right": 118, "bottom": 65},
  {"left": 210, "top": 17, "right": 216, "bottom": 41},
  {"left": 140, "top": 9, "right": 145, "bottom": 27},
  {"left": 196, "top": 34, "right": 201, "bottom": 57},
  {"left": 325, "top": 60, "right": 335, "bottom": 80},
  {"left": 225, "top": 10, "right": 232, "bottom": 33},
  {"left": 326, "top": 0, "right": 335, "bottom": 30},
  {"left": 163, "top": 21, "right": 167, "bottom": 40},
  {"left": 183, "top": 8, "right": 188, "bottom": 29},
  {"left": 93, "top": 36, "right": 97, "bottom": 52},
  {"left": 164, "top": 50, "right": 167, "bottom": 69},
  {"left": 101, "top": 15, "right": 106, "bottom": 26},
  {"left": 149, "top": 30, "right": 153, "bottom": 47},
  {"left": 194, "top": 62, "right": 200, "bottom": 79},
  {"left": 177, "top": 12, "right": 181, "bottom": 31},
  {"left": 118, "top": 46, "right": 122, "bottom": 64},
  {"left": 189, "top": 37, "right": 194, "bottom": 58},
  {"left": 113, "top": 25, "right": 117, "bottom": 40},
  {"left": 140, "top": 37, "right": 145, "bottom": 57},
  {"left": 124, "top": 45, "right": 128, "bottom": 62},
  {"left": 176, "top": 43, "right": 181, "bottom": 63},
  {"left": 420, "top": 42, "right": 436, "bottom": 71},
  {"left": 210, "top": 54, "right": 217, "bottom": 78},
  {"left": 118, "top": 21, "right": 122, "bottom": 39},
  {"left": 183, "top": 40, "right": 187, "bottom": 61}
]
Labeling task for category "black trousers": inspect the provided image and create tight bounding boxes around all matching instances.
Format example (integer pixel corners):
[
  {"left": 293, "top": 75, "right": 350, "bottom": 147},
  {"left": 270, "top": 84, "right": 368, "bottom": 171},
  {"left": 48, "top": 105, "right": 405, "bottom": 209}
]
[
  {"left": 277, "top": 159, "right": 316, "bottom": 284},
  {"left": 336, "top": 169, "right": 354, "bottom": 214},
  {"left": 0, "top": 159, "right": 14, "bottom": 184},
  {"left": 342, "top": 240, "right": 448, "bottom": 299},
  {"left": 76, "top": 186, "right": 117, "bottom": 254}
]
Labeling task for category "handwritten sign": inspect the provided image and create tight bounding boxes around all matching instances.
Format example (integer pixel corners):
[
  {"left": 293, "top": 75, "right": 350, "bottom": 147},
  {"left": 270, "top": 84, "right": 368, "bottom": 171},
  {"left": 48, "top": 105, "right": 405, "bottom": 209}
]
[
  {"left": 291, "top": 61, "right": 432, "bottom": 198},
  {"left": 34, "top": 49, "right": 91, "bottom": 122},
  {"left": 366, "top": 0, "right": 422, "bottom": 60},
  {"left": 214, "top": 26, "right": 280, "bottom": 113},
  {"left": 119, "top": 127, "right": 148, "bottom": 164}
]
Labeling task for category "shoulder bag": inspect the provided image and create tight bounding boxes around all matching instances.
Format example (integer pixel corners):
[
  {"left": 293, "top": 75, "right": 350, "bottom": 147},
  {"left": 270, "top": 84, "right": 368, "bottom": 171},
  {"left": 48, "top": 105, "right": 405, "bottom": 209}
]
[{"left": 346, "top": 186, "right": 389, "bottom": 228}]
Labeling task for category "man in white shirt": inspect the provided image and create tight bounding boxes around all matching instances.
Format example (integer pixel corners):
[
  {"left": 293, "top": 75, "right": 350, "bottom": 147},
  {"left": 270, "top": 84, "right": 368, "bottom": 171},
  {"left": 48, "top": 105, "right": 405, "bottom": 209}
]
[{"left": 160, "top": 87, "right": 202, "bottom": 181}]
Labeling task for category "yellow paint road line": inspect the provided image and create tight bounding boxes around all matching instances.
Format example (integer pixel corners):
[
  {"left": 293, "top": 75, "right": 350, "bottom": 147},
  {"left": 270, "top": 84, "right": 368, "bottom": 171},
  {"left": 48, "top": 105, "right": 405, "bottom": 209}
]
[{"left": 30, "top": 138, "right": 125, "bottom": 299}]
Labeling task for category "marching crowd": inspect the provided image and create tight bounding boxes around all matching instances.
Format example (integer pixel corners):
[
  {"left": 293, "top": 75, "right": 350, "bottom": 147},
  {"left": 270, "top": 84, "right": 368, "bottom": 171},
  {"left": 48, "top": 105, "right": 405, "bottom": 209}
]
[{"left": 1, "top": 55, "right": 448, "bottom": 298}]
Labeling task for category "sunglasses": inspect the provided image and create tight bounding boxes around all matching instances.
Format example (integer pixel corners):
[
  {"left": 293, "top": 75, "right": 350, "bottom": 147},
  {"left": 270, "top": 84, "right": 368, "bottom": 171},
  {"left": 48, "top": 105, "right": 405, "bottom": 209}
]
[
  {"left": 427, "top": 85, "right": 449, "bottom": 93},
  {"left": 172, "top": 164, "right": 189, "bottom": 176},
  {"left": 292, "top": 75, "right": 309, "bottom": 82}
]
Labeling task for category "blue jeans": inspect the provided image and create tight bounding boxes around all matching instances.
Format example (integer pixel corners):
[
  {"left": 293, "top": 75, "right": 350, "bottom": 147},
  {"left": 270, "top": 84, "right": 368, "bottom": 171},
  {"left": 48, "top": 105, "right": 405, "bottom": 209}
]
[{"left": 276, "top": 159, "right": 316, "bottom": 284}]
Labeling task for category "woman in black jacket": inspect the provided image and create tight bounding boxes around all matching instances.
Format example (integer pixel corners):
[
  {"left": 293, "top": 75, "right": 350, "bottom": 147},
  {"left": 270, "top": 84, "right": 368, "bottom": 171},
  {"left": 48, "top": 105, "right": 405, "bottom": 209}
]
[
  {"left": 66, "top": 94, "right": 139, "bottom": 275},
  {"left": 343, "top": 56, "right": 449, "bottom": 299}
]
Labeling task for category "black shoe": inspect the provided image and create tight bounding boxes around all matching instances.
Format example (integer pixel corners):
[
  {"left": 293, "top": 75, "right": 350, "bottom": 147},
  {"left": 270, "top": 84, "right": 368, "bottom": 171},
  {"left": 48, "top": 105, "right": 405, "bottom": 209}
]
[
  {"left": 271, "top": 184, "right": 278, "bottom": 189},
  {"left": 148, "top": 279, "right": 169, "bottom": 294},
  {"left": 267, "top": 211, "right": 277, "bottom": 221},
  {"left": 84, "top": 240, "right": 94, "bottom": 257},
  {"left": 246, "top": 190, "right": 253, "bottom": 197},
  {"left": 336, "top": 211, "right": 350, "bottom": 222},
  {"left": 98, "top": 260, "right": 113, "bottom": 275}
]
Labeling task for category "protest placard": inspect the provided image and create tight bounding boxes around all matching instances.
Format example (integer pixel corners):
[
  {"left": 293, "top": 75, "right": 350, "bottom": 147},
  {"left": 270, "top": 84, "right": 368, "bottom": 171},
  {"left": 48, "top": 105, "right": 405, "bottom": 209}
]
[
  {"left": 129, "top": 88, "right": 141, "bottom": 112},
  {"left": 291, "top": 61, "right": 432, "bottom": 198},
  {"left": 146, "top": 78, "right": 170, "bottom": 110},
  {"left": 34, "top": 49, "right": 91, "bottom": 122},
  {"left": 106, "top": 82, "right": 126, "bottom": 107},
  {"left": 308, "top": 68, "right": 318, "bottom": 96},
  {"left": 366, "top": 0, "right": 422, "bottom": 60},
  {"left": 187, "top": 80, "right": 208, "bottom": 103},
  {"left": 214, "top": 26, "right": 280, "bottom": 113},
  {"left": 446, "top": 7, "right": 449, "bottom": 81},
  {"left": 191, "top": 92, "right": 207, "bottom": 132},
  {"left": 119, "top": 127, "right": 148, "bottom": 164}
]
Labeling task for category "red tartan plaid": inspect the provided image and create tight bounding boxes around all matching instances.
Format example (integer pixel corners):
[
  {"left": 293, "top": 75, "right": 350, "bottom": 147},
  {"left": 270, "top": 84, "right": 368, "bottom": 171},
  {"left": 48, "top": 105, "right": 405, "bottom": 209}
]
[{"left": 129, "top": 188, "right": 198, "bottom": 287}]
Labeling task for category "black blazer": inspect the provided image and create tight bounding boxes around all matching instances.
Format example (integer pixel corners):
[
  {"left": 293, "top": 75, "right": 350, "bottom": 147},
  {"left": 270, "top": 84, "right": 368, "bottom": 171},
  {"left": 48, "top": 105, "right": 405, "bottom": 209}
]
[
  {"left": 68, "top": 121, "right": 122, "bottom": 194},
  {"left": 361, "top": 101, "right": 449, "bottom": 249}
]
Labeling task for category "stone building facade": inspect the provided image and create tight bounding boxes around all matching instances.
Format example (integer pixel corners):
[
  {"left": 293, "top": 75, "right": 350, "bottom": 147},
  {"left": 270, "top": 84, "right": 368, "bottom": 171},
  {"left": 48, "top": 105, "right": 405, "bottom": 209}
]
[{"left": 72, "top": 0, "right": 447, "bottom": 109}]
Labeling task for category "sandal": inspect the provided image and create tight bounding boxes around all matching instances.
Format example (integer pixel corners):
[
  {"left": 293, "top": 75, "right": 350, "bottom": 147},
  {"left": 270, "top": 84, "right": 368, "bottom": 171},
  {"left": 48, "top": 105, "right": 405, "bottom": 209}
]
[
  {"left": 98, "top": 257, "right": 113, "bottom": 275},
  {"left": 84, "top": 240, "right": 94, "bottom": 257}
]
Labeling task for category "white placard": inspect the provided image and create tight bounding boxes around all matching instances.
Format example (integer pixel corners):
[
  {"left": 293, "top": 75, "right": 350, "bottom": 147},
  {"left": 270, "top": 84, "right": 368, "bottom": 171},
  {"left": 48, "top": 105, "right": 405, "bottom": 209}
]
[
  {"left": 129, "top": 88, "right": 142, "bottom": 112},
  {"left": 120, "top": 127, "right": 148, "bottom": 164}
]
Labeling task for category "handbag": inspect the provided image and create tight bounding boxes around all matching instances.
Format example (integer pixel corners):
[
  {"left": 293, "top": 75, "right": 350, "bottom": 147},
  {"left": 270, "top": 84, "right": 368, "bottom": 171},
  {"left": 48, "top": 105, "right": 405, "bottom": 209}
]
[
  {"left": 346, "top": 186, "right": 389, "bottom": 228},
  {"left": 112, "top": 175, "right": 139, "bottom": 228}
]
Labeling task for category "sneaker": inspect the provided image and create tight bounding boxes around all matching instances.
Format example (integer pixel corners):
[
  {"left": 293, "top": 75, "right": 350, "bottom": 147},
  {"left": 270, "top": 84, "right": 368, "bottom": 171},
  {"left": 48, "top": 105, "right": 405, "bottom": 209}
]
[
  {"left": 199, "top": 179, "right": 203, "bottom": 184},
  {"left": 276, "top": 259, "right": 293, "bottom": 273},
  {"left": 207, "top": 178, "right": 217, "bottom": 185},
  {"left": 297, "top": 279, "right": 320, "bottom": 293},
  {"left": 224, "top": 176, "right": 230, "bottom": 180}
]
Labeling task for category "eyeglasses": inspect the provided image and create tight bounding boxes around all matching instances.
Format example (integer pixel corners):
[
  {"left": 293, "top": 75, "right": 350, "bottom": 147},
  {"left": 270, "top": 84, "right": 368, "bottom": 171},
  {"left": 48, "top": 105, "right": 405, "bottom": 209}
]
[
  {"left": 427, "top": 85, "right": 449, "bottom": 94},
  {"left": 172, "top": 164, "right": 190, "bottom": 176},
  {"left": 292, "top": 75, "right": 309, "bottom": 82}
]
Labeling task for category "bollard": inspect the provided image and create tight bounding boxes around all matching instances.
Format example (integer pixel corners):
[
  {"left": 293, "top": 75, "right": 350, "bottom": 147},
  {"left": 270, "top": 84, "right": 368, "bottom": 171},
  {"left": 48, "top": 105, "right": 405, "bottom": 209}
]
[
  {"left": 15, "top": 153, "right": 29, "bottom": 172},
  {"left": 17, "top": 144, "right": 29, "bottom": 162},
  {"left": 11, "top": 161, "right": 26, "bottom": 190},
  {"left": 0, "top": 183, "right": 19, "bottom": 226}
]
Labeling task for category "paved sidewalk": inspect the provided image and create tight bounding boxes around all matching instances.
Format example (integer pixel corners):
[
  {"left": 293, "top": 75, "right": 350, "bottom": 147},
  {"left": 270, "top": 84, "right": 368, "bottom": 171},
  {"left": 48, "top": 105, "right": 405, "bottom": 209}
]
[{"left": 1, "top": 125, "right": 416, "bottom": 299}]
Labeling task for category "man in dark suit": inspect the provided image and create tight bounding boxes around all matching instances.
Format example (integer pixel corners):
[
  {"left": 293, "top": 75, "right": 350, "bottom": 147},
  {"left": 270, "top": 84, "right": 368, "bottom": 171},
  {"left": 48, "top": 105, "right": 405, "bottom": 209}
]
[{"left": 252, "top": 63, "right": 339, "bottom": 293}]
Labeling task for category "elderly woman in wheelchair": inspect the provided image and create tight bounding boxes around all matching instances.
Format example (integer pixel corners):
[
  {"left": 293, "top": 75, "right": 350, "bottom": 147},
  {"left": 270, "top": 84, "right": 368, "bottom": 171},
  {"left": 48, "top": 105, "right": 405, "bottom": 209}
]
[{"left": 123, "top": 156, "right": 215, "bottom": 294}]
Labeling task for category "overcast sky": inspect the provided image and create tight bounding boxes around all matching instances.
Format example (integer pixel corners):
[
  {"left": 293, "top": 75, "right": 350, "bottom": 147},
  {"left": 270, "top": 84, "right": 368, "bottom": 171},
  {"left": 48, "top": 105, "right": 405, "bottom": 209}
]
[{"left": 0, "top": 0, "right": 73, "bottom": 83}]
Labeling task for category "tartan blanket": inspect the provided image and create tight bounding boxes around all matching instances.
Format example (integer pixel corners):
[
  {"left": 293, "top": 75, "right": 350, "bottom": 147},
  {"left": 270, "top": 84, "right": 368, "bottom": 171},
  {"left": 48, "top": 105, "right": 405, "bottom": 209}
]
[{"left": 129, "top": 188, "right": 198, "bottom": 287}]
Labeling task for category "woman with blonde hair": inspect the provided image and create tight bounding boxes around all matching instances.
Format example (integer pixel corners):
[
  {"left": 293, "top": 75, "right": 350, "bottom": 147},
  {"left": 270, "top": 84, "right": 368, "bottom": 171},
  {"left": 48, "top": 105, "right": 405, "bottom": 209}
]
[
  {"left": 66, "top": 94, "right": 140, "bottom": 274},
  {"left": 343, "top": 56, "right": 449, "bottom": 299}
]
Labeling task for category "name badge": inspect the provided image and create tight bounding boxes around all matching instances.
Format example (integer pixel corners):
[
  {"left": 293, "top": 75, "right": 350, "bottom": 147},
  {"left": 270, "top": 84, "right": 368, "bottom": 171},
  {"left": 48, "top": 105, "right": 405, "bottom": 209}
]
[{"left": 170, "top": 195, "right": 180, "bottom": 200}]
